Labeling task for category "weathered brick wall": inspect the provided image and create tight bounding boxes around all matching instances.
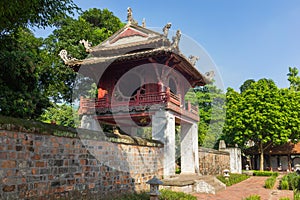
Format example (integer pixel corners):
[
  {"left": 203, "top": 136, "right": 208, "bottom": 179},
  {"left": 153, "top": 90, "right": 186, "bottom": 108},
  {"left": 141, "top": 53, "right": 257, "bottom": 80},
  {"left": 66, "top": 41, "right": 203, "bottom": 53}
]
[
  {"left": 198, "top": 147, "right": 230, "bottom": 175},
  {"left": 0, "top": 129, "right": 163, "bottom": 199}
]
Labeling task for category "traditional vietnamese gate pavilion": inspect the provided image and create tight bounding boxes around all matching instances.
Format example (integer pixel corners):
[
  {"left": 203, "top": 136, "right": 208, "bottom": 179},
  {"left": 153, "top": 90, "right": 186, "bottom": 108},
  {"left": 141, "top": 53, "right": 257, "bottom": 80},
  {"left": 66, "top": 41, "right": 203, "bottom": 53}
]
[{"left": 60, "top": 8, "right": 213, "bottom": 178}]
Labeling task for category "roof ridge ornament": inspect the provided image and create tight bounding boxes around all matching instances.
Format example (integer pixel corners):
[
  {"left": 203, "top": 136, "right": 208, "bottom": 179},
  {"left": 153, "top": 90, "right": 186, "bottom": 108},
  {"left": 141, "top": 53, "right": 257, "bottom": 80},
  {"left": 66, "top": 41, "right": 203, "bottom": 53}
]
[
  {"left": 163, "top": 23, "right": 172, "bottom": 37},
  {"left": 58, "top": 49, "right": 79, "bottom": 65},
  {"left": 204, "top": 71, "right": 215, "bottom": 83},
  {"left": 188, "top": 55, "right": 199, "bottom": 66},
  {"left": 171, "top": 30, "right": 181, "bottom": 50},
  {"left": 127, "top": 7, "right": 138, "bottom": 25},
  {"left": 79, "top": 39, "right": 92, "bottom": 52},
  {"left": 142, "top": 18, "right": 146, "bottom": 28}
]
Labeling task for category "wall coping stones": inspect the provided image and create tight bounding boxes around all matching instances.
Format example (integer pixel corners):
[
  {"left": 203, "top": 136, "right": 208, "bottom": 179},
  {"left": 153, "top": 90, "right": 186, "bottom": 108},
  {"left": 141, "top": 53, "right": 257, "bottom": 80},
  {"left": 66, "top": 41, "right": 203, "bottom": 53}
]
[
  {"left": 0, "top": 115, "right": 163, "bottom": 147},
  {"left": 199, "top": 147, "right": 230, "bottom": 155}
]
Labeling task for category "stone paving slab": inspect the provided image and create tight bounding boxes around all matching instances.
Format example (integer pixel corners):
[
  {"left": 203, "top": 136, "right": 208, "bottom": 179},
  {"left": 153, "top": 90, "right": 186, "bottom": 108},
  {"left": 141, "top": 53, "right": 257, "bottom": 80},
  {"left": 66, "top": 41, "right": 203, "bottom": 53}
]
[{"left": 193, "top": 176, "right": 293, "bottom": 200}]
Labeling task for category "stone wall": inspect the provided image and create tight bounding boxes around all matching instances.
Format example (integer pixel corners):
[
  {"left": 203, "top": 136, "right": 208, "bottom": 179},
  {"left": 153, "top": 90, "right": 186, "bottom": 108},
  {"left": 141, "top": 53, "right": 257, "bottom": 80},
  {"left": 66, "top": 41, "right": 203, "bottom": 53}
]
[
  {"left": 225, "top": 147, "right": 242, "bottom": 173},
  {"left": 0, "top": 128, "right": 163, "bottom": 199},
  {"left": 198, "top": 147, "right": 230, "bottom": 175}
]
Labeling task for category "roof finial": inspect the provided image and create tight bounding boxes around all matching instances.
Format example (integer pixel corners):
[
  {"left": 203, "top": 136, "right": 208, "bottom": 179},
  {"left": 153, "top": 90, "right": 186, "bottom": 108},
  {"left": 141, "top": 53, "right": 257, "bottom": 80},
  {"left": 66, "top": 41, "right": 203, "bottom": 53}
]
[
  {"left": 171, "top": 30, "right": 181, "bottom": 50},
  {"left": 79, "top": 39, "right": 92, "bottom": 52},
  {"left": 127, "top": 7, "right": 138, "bottom": 25},
  {"left": 142, "top": 18, "right": 146, "bottom": 28},
  {"left": 204, "top": 71, "right": 215, "bottom": 83},
  {"left": 188, "top": 55, "right": 199, "bottom": 66},
  {"left": 58, "top": 49, "right": 78, "bottom": 64},
  {"left": 163, "top": 23, "right": 172, "bottom": 37}
]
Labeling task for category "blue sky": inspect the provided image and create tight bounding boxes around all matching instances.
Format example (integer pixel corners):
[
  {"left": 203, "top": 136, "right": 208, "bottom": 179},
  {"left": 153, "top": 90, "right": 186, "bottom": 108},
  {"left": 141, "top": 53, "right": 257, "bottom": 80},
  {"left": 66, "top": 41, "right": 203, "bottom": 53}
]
[{"left": 35, "top": 0, "right": 300, "bottom": 91}]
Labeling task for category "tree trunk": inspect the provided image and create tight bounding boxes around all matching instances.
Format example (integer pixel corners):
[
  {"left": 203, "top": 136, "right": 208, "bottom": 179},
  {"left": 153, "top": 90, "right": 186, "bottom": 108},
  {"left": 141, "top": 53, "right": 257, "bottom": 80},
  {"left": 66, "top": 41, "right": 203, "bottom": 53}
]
[{"left": 259, "top": 142, "right": 264, "bottom": 171}]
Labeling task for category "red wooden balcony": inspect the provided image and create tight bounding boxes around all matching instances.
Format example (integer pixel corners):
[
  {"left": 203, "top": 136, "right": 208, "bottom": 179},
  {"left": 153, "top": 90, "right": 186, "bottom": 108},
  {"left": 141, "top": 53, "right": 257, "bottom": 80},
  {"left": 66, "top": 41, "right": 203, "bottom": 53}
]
[{"left": 78, "top": 89, "right": 199, "bottom": 122}]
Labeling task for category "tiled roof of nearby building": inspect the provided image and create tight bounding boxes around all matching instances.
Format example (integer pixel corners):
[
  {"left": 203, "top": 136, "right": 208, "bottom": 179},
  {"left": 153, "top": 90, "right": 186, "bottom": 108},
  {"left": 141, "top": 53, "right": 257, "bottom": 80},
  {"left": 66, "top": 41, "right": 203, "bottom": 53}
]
[{"left": 246, "top": 142, "right": 300, "bottom": 155}]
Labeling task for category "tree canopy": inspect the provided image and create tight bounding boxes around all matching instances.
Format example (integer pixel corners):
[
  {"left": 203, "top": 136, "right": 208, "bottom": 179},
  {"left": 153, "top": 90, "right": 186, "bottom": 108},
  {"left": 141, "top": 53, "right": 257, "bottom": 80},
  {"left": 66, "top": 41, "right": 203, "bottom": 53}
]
[
  {"left": 39, "top": 103, "right": 79, "bottom": 128},
  {"left": 221, "top": 78, "right": 300, "bottom": 170},
  {"left": 186, "top": 83, "right": 226, "bottom": 148},
  {"left": 0, "top": 0, "right": 79, "bottom": 34},
  {"left": 287, "top": 67, "right": 300, "bottom": 91},
  {"left": 0, "top": 28, "right": 50, "bottom": 119},
  {"left": 0, "top": 7, "right": 123, "bottom": 122}
]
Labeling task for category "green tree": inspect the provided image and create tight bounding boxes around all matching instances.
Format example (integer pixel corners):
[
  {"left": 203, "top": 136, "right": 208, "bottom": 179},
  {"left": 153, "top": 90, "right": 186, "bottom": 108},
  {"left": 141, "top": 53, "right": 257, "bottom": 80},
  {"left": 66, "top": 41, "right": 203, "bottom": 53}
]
[
  {"left": 240, "top": 79, "right": 255, "bottom": 93},
  {"left": 222, "top": 79, "right": 300, "bottom": 170},
  {"left": 186, "top": 83, "right": 226, "bottom": 148},
  {"left": 0, "top": 0, "right": 79, "bottom": 34},
  {"left": 42, "top": 8, "right": 124, "bottom": 103},
  {"left": 39, "top": 103, "right": 79, "bottom": 128},
  {"left": 0, "top": 28, "right": 50, "bottom": 119},
  {"left": 218, "top": 87, "right": 242, "bottom": 148},
  {"left": 287, "top": 67, "right": 300, "bottom": 91},
  {"left": 0, "top": 8, "right": 123, "bottom": 120}
]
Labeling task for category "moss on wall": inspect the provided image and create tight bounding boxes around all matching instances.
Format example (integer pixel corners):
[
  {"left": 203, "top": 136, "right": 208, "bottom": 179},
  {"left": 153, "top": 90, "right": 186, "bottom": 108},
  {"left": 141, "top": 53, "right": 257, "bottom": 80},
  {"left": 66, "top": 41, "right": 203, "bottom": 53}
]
[{"left": 0, "top": 115, "right": 163, "bottom": 147}]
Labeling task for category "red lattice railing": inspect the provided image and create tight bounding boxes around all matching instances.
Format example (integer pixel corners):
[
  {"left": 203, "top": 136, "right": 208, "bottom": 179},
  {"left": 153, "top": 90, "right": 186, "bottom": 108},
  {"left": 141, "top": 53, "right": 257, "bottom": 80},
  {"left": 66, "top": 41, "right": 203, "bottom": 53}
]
[{"left": 79, "top": 90, "right": 199, "bottom": 121}]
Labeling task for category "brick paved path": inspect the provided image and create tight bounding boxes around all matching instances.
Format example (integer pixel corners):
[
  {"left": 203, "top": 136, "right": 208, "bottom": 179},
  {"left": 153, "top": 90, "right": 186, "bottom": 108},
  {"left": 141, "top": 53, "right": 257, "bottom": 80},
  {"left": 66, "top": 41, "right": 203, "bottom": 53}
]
[{"left": 193, "top": 176, "right": 293, "bottom": 200}]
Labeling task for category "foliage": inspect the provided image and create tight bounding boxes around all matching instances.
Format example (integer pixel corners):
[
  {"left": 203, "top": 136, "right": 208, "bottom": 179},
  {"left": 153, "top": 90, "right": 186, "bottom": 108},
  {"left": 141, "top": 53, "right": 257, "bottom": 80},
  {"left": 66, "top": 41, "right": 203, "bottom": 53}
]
[
  {"left": 243, "top": 195, "right": 261, "bottom": 200},
  {"left": 102, "top": 190, "right": 196, "bottom": 200},
  {"left": 287, "top": 67, "right": 300, "bottom": 91},
  {"left": 160, "top": 189, "right": 197, "bottom": 200},
  {"left": 240, "top": 79, "right": 255, "bottom": 93},
  {"left": 265, "top": 176, "right": 276, "bottom": 189},
  {"left": 0, "top": 115, "right": 77, "bottom": 138},
  {"left": 110, "top": 191, "right": 150, "bottom": 200},
  {"left": 39, "top": 103, "right": 79, "bottom": 128},
  {"left": 281, "top": 173, "right": 294, "bottom": 190},
  {"left": 278, "top": 172, "right": 300, "bottom": 191},
  {"left": 295, "top": 191, "right": 300, "bottom": 200},
  {"left": 253, "top": 171, "right": 279, "bottom": 177},
  {"left": 280, "top": 180, "right": 289, "bottom": 190},
  {"left": 42, "top": 8, "right": 124, "bottom": 103},
  {"left": 217, "top": 173, "right": 250, "bottom": 186},
  {"left": 279, "top": 198, "right": 290, "bottom": 200},
  {"left": 0, "top": 28, "right": 50, "bottom": 119},
  {"left": 0, "top": 0, "right": 79, "bottom": 34},
  {"left": 0, "top": 8, "right": 123, "bottom": 120},
  {"left": 186, "top": 83, "right": 226, "bottom": 148},
  {"left": 291, "top": 175, "right": 300, "bottom": 191},
  {"left": 221, "top": 78, "right": 300, "bottom": 170}
]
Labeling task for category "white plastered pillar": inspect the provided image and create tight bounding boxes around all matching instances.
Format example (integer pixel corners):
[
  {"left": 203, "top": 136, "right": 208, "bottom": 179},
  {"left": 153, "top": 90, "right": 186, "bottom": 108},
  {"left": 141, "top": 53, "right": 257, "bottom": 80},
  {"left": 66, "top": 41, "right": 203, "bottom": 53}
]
[
  {"left": 152, "top": 111, "right": 176, "bottom": 177},
  {"left": 180, "top": 122, "right": 199, "bottom": 174}
]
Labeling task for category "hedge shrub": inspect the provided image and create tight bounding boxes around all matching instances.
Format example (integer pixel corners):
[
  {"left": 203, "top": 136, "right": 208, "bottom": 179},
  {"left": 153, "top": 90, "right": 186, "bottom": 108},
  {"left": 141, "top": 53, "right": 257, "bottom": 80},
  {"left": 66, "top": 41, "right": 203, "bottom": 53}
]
[
  {"left": 280, "top": 173, "right": 300, "bottom": 191},
  {"left": 265, "top": 176, "right": 276, "bottom": 189},
  {"left": 253, "top": 171, "right": 279, "bottom": 177},
  {"left": 295, "top": 191, "right": 300, "bottom": 200},
  {"left": 114, "top": 190, "right": 197, "bottom": 200},
  {"left": 280, "top": 180, "right": 289, "bottom": 190},
  {"left": 291, "top": 176, "right": 300, "bottom": 191},
  {"left": 217, "top": 173, "right": 250, "bottom": 186},
  {"left": 160, "top": 189, "right": 197, "bottom": 200},
  {"left": 243, "top": 195, "right": 261, "bottom": 200}
]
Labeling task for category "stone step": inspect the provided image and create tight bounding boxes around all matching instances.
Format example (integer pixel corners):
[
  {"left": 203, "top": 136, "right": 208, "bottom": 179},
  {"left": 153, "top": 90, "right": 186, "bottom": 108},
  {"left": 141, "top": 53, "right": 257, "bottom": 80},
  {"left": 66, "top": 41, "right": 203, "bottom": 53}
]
[
  {"left": 194, "top": 176, "right": 226, "bottom": 194},
  {"left": 161, "top": 174, "right": 226, "bottom": 194}
]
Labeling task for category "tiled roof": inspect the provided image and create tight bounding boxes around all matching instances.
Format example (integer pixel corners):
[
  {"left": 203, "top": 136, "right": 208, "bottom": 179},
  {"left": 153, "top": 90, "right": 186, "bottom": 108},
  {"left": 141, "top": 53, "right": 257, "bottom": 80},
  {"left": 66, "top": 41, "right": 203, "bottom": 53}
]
[
  {"left": 59, "top": 8, "right": 214, "bottom": 86},
  {"left": 246, "top": 142, "right": 300, "bottom": 155}
]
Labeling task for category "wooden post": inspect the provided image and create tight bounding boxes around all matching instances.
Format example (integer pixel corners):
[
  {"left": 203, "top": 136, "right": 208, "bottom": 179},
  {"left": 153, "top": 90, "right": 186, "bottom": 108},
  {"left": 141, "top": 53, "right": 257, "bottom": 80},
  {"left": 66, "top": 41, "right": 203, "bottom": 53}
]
[
  {"left": 136, "top": 90, "right": 140, "bottom": 104},
  {"left": 288, "top": 154, "right": 291, "bottom": 171},
  {"left": 166, "top": 87, "right": 171, "bottom": 102},
  {"left": 187, "top": 101, "right": 191, "bottom": 111}
]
